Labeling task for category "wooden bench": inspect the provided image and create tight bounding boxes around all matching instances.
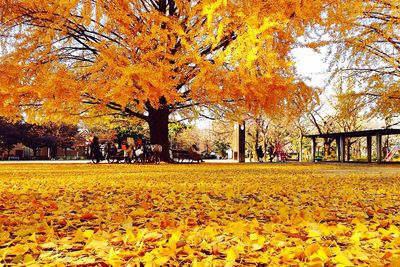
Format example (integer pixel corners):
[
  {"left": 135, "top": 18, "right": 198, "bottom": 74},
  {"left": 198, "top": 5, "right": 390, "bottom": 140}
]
[{"left": 171, "top": 149, "right": 202, "bottom": 163}]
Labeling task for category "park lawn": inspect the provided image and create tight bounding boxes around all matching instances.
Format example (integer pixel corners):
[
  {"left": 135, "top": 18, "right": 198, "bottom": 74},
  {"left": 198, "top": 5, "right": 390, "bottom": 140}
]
[{"left": 0, "top": 163, "right": 400, "bottom": 266}]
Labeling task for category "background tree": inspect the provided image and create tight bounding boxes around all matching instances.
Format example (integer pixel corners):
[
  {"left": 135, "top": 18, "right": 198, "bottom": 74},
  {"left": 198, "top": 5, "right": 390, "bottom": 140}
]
[
  {"left": 169, "top": 122, "right": 189, "bottom": 149},
  {"left": 0, "top": 0, "right": 330, "bottom": 160},
  {"left": 0, "top": 118, "right": 21, "bottom": 158},
  {"left": 20, "top": 123, "right": 48, "bottom": 158},
  {"left": 45, "top": 123, "right": 82, "bottom": 158},
  {"left": 321, "top": 0, "right": 399, "bottom": 114},
  {"left": 331, "top": 88, "right": 369, "bottom": 160},
  {"left": 209, "top": 120, "right": 232, "bottom": 157},
  {"left": 245, "top": 115, "right": 270, "bottom": 161}
]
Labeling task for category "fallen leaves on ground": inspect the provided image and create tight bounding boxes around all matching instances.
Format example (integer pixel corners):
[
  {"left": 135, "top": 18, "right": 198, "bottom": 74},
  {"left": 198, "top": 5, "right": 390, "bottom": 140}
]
[{"left": 0, "top": 163, "right": 400, "bottom": 266}]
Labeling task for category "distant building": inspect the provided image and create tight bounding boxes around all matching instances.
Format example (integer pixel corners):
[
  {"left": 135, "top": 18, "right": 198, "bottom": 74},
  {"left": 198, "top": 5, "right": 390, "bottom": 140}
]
[{"left": 0, "top": 143, "right": 86, "bottom": 160}]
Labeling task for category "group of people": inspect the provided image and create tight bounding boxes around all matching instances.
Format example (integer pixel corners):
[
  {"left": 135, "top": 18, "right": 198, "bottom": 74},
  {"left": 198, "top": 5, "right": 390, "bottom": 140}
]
[
  {"left": 89, "top": 136, "right": 203, "bottom": 163},
  {"left": 89, "top": 136, "right": 163, "bottom": 163},
  {"left": 256, "top": 145, "right": 275, "bottom": 162},
  {"left": 254, "top": 143, "right": 288, "bottom": 162}
]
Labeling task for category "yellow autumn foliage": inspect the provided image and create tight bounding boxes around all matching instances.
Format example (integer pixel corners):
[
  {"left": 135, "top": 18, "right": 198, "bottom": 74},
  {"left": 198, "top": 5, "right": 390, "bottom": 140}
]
[
  {"left": 1, "top": 163, "right": 400, "bottom": 266},
  {"left": 0, "top": 0, "right": 329, "bottom": 123}
]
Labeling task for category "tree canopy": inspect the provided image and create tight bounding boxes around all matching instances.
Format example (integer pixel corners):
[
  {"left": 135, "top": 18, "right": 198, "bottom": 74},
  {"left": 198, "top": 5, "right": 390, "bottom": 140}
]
[{"left": 0, "top": 0, "right": 325, "bottom": 116}]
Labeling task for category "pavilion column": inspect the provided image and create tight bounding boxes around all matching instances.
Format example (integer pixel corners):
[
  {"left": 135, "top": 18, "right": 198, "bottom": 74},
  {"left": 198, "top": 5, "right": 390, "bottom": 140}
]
[
  {"left": 376, "top": 133, "right": 382, "bottom": 163},
  {"left": 339, "top": 136, "right": 345, "bottom": 162},
  {"left": 299, "top": 134, "right": 303, "bottom": 162},
  {"left": 311, "top": 137, "right": 316, "bottom": 162},
  {"left": 367, "top": 135, "right": 372, "bottom": 163},
  {"left": 335, "top": 137, "right": 340, "bottom": 162}
]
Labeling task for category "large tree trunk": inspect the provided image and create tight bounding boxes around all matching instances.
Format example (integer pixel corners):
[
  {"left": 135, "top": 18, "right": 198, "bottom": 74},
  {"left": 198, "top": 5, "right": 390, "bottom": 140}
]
[{"left": 147, "top": 105, "right": 170, "bottom": 162}]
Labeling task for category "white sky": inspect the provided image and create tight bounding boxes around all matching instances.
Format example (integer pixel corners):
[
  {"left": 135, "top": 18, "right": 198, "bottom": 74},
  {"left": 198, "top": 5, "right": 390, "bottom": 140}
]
[{"left": 292, "top": 47, "right": 328, "bottom": 88}]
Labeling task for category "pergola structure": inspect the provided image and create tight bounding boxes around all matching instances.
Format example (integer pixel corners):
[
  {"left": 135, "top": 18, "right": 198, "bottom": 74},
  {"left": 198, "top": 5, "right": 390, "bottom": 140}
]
[{"left": 306, "top": 129, "right": 400, "bottom": 163}]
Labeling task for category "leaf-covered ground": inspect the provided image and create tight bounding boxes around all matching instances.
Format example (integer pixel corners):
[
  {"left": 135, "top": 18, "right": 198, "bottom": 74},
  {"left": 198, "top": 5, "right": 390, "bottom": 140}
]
[{"left": 1, "top": 163, "right": 400, "bottom": 266}]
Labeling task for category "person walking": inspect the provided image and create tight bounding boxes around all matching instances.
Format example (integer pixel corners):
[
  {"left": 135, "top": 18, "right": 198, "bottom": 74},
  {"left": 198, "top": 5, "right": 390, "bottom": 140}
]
[
  {"left": 90, "top": 136, "right": 102, "bottom": 163},
  {"left": 256, "top": 145, "right": 264, "bottom": 162},
  {"left": 267, "top": 145, "right": 274, "bottom": 162}
]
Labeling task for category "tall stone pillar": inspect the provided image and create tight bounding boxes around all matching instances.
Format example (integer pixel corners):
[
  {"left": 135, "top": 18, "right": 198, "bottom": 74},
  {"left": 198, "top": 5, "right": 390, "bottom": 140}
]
[{"left": 232, "top": 122, "right": 246, "bottom": 162}]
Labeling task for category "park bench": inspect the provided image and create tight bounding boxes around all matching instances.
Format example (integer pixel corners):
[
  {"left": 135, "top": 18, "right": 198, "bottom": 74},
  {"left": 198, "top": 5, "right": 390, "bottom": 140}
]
[
  {"left": 171, "top": 149, "right": 202, "bottom": 163},
  {"left": 106, "top": 149, "right": 129, "bottom": 163}
]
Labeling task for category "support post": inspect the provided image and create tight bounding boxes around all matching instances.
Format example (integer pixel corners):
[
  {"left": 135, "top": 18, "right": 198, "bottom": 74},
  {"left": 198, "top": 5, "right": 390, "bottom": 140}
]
[
  {"left": 339, "top": 136, "right": 345, "bottom": 163},
  {"left": 299, "top": 134, "right": 303, "bottom": 162},
  {"left": 336, "top": 137, "right": 340, "bottom": 162},
  {"left": 311, "top": 137, "right": 316, "bottom": 162},
  {"left": 367, "top": 135, "right": 372, "bottom": 163},
  {"left": 376, "top": 134, "right": 382, "bottom": 163}
]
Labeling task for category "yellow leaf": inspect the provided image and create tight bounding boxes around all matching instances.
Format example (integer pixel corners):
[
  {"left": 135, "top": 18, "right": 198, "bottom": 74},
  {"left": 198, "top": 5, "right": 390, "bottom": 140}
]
[
  {"left": 350, "top": 232, "right": 361, "bottom": 246},
  {"left": 2, "top": 248, "right": 8, "bottom": 261},
  {"left": 23, "top": 254, "right": 35, "bottom": 264},
  {"left": 28, "top": 233, "right": 36, "bottom": 243},
  {"left": 305, "top": 243, "right": 320, "bottom": 257},
  {"left": 256, "top": 253, "right": 270, "bottom": 264},
  {"left": 143, "top": 252, "right": 154, "bottom": 263},
  {"left": 334, "top": 252, "right": 353, "bottom": 266},
  {"left": 83, "top": 230, "right": 94, "bottom": 239},
  {"left": 226, "top": 248, "right": 237, "bottom": 262},
  {"left": 308, "top": 229, "right": 321, "bottom": 238},
  {"left": 350, "top": 249, "right": 369, "bottom": 261},
  {"left": 355, "top": 223, "right": 368, "bottom": 233},
  {"left": 169, "top": 229, "right": 181, "bottom": 244},
  {"left": 11, "top": 244, "right": 29, "bottom": 255},
  {"left": 250, "top": 233, "right": 258, "bottom": 241},
  {"left": 317, "top": 249, "right": 329, "bottom": 262},
  {"left": 203, "top": 226, "right": 217, "bottom": 237},
  {"left": 154, "top": 256, "right": 169, "bottom": 265},
  {"left": 393, "top": 236, "right": 400, "bottom": 246},
  {"left": 85, "top": 240, "right": 108, "bottom": 250},
  {"left": 109, "top": 247, "right": 120, "bottom": 259},
  {"left": 74, "top": 228, "right": 85, "bottom": 242}
]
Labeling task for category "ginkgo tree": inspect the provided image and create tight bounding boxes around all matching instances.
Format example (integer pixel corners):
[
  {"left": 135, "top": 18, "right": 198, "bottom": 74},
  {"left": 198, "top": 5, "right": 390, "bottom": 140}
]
[
  {"left": 0, "top": 0, "right": 328, "bottom": 160},
  {"left": 322, "top": 0, "right": 399, "bottom": 115}
]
